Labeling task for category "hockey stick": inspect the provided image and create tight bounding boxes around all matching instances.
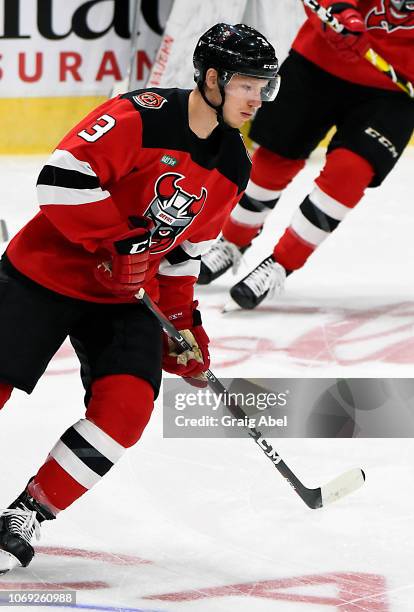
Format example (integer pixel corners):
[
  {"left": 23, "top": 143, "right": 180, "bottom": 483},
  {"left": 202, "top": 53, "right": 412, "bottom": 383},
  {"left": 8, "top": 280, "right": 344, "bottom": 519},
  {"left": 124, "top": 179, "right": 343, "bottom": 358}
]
[
  {"left": 302, "top": 0, "right": 414, "bottom": 98},
  {"left": 111, "top": 0, "right": 142, "bottom": 97},
  {"left": 0, "top": 220, "right": 9, "bottom": 243},
  {"left": 136, "top": 288, "right": 365, "bottom": 509}
]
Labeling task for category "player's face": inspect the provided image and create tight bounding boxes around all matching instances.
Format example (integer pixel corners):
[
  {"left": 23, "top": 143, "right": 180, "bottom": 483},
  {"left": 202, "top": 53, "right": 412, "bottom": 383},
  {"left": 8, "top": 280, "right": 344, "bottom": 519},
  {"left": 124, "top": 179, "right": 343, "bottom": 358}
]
[{"left": 223, "top": 74, "right": 269, "bottom": 128}]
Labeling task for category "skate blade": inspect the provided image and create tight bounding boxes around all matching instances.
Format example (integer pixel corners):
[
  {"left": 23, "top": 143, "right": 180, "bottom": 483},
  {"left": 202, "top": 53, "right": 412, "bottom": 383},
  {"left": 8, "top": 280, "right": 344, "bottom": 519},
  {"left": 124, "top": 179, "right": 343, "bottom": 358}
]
[
  {"left": 222, "top": 298, "right": 242, "bottom": 313},
  {"left": 0, "top": 548, "right": 21, "bottom": 574}
]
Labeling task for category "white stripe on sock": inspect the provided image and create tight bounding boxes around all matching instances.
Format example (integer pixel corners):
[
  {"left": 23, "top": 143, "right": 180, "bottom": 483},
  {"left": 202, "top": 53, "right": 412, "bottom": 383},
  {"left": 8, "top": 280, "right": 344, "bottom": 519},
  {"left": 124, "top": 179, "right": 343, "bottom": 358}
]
[
  {"left": 310, "top": 185, "right": 351, "bottom": 221},
  {"left": 50, "top": 441, "right": 101, "bottom": 489},
  {"left": 246, "top": 180, "right": 282, "bottom": 201},
  {"left": 73, "top": 419, "right": 125, "bottom": 464},
  {"left": 230, "top": 204, "right": 271, "bottom": 227},
  {"left": 291, "top": 209, "right": 328, "bottom": 246}
]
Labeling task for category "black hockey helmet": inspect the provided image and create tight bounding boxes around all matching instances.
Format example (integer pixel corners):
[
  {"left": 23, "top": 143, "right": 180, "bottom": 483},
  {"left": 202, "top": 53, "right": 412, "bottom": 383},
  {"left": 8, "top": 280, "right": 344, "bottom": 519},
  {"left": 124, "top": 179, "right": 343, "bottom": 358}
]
[{"left": 193, "top": 23, "right": 280, "bottom": 114}]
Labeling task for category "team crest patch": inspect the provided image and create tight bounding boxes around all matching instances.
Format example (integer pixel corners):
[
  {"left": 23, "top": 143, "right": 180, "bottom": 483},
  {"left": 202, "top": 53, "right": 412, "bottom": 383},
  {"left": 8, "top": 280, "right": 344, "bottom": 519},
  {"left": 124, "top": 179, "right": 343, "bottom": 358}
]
[
  {"left": 145, "top": 173, "right": 207, "bottom": 254},
  {"left": 133, "top": 92, "right": 167, "bottom": 109}
]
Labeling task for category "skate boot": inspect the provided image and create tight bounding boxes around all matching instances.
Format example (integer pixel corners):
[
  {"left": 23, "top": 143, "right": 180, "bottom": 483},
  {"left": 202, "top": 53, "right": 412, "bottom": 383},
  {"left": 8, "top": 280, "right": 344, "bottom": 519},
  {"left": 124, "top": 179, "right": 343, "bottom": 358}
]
[
  {"left": 0, "top": 488, "right": 55, "bottom": 574},
  {"left": 228, "top": 255, "right": 287, "bottom": 310},
  {"left": 198, "top": 237, "right": 249, "bottom": 285}
]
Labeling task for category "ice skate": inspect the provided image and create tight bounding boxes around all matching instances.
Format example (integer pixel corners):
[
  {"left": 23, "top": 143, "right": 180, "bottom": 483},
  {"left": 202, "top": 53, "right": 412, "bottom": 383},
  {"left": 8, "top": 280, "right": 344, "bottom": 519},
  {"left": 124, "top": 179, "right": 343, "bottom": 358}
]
[
  {"left": 198, "top": 237, "right": 249, "bottom": 285},
  {"left": 0, "top": 489, "right": 55, "bottom": 574},
  {"left": 226, "top": 255, "right": 286, "bottom": 310}
]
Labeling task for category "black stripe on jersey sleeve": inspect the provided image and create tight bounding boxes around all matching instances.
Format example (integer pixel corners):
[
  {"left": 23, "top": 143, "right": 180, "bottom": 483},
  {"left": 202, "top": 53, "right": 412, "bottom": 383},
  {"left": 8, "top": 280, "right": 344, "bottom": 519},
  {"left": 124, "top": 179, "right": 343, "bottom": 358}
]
[
  {"left": 37, "top": 165, "right": 101, "bottom": 190},
  {"left": 60, "top": 427, "right": 113, "bottom": 477},
  {"left": 165, "top": 246, "right": 201, "bottom": 265},
  {"left": 300, "top": 196, "right": 340, "bottom": 233}
]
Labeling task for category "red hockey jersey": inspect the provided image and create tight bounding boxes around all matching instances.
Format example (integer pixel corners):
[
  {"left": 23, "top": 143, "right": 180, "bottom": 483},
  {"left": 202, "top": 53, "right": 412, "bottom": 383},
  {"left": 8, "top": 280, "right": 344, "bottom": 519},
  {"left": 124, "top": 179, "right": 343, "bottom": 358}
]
[
  {"left": 5, "top": 89, "right": 250, "bottom": 312},
  {"left": 293, "top": 0, "right": 414, "bottom": 90}
]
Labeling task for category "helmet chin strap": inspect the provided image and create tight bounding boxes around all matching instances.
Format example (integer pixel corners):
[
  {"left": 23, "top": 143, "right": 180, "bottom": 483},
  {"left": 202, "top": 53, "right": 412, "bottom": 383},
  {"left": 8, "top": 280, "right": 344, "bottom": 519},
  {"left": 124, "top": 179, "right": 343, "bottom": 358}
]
[{"left": 198, "top": 81, "right": 230, "bottom": 128}]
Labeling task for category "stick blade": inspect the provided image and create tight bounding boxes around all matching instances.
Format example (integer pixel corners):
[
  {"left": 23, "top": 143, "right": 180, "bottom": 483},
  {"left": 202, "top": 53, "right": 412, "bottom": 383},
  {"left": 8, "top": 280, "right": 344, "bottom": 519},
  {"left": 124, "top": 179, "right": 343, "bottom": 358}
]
[
  {"left": 0, "top": 220, "right": 9, "bottom": 243},
  {"left": 321, "top": 468, "right": 365, "bottom": 507},
  {"left": 222, "top": 297, "right": 242, "bottom": 313}
]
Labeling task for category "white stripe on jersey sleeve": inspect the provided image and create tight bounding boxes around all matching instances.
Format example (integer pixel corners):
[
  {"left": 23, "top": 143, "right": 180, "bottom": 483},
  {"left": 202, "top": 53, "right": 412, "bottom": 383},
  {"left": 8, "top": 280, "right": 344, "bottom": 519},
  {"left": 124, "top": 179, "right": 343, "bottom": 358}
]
[
  {"left": 180, "top": 239, "right": 216, "bottom": 257},
  {"left": 158, "top": 258, "right": 201, "bottom": 278},
  {"left": 47, "top": 149, "right": 98, "bottom": 177},
  {"left": 37, "top": 184, "right": 110, "bottom": 206}
]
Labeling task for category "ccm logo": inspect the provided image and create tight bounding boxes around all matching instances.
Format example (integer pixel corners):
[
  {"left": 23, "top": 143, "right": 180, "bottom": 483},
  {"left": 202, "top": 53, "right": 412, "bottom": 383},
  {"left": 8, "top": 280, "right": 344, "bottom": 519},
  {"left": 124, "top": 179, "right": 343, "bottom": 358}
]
[
  {"left": 365, "top": 127, "right": 399, "bottom": 159},
  {"left": 168, "top": 312, "right": 183, "bottom": 320},
  {"left": 263, "top": 64, "right": 277, "bottom": 69},
  {"left": 129, "top": 239, "right": 150, "bottom": 254}
]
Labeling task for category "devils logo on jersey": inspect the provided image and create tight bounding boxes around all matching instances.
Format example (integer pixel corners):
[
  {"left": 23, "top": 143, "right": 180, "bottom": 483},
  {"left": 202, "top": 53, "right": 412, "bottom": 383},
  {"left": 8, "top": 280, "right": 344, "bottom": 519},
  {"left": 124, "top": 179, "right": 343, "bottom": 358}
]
[
  {"left": 366, "top": 0, "right": 414, "bottom": 32},
  {"left": 145, "top": 173, "right": 207, "bottom": 254}
]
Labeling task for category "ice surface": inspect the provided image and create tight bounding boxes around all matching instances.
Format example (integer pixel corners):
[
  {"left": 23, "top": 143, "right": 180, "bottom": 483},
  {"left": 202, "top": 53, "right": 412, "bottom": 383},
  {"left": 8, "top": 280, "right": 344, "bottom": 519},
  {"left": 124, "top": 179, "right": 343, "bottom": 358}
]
[{"left": 0, "top": 151, "right": 413, "bottom": 610}]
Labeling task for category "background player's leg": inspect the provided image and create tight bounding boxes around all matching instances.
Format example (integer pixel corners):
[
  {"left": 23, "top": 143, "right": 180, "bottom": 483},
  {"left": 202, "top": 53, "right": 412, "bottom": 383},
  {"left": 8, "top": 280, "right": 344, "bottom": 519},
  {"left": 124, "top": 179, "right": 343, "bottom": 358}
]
[
  {"left": 224, "top": 148, "right": 306, "bottom": 247},
  {"left": 0, "top": 383, "right": 12, "bottom": 409},
  {"left": 230, "top": 148, "right": 374, "bottom": 309},
  {"left": 199, "top": 51, "right": 337, "bottom": 287},
  {"left": 274, "top": 148, "right": 374, "bottom": 270},
  {"left": 199, "top": 148, "right": 305, "bottom": 284}
]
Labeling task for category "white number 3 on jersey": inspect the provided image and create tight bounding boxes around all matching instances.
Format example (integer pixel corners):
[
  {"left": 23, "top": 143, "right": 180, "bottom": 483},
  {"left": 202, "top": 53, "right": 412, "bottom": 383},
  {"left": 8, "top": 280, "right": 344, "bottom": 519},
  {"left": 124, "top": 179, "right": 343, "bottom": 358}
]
[{"left": 78, "top": 114, "right": 116, "bottom": 142}]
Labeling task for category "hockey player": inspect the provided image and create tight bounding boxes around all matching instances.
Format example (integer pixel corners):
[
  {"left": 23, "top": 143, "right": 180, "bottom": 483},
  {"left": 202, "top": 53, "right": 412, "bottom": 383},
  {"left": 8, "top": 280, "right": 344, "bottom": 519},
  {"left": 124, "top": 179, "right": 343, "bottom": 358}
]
[
  {"left": 0, "top": 24, "right": 278, "bottom": 573},
  {"left": 199, "top": 0, "right": 414, "bottom": 309}
]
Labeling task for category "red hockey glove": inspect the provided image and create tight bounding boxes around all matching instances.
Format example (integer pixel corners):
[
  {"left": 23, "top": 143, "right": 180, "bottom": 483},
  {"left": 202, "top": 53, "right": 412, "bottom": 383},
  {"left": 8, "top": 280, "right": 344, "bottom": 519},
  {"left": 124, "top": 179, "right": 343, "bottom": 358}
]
[
  {"left": 162, "top": 301, "right": 210, "bottom": 388},
  {"left": 95, "top": 216, "right": 153, "bottom": 296},
  {"left": 324, "top": 2, "right": 369, "bottom": 63}
]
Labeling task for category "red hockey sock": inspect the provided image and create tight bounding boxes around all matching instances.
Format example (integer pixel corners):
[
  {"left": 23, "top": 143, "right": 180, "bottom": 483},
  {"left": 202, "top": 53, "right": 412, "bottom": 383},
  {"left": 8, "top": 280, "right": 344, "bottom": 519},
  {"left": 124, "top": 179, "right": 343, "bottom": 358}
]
[
  {"left": 274, "top": 228, "right": 315, "bottom": 271},
  {"left": 250, "top": 146, "right": 305, "bottom": 191},
  {"left": 29, "top": 375, "right": 154, "bottom": 512},
  {"left": 222, "top": 149, "right": 305, "bottom": 248},
  {"left": 222, "top": 217, "right": 260, "bottom": 247},
  {"left": 28, "top": 458, "right": 87, "bottom": 514},
  {"left": 274, "top": 148, "right": 374, "bottom": 271},
  {"left": 0, "top": 383, "right": 12, "bottom": 409},
  {"left": 316, "top": 148, "right": 374, "bottom": 207}
]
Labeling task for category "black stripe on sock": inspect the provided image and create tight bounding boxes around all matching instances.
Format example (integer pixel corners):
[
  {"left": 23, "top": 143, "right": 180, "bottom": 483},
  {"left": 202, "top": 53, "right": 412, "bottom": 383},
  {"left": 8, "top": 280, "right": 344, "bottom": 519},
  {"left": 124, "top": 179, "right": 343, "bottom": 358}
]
[
  {"left": 300, "top": 196, "right": 340, "bottom": 233},
  {"left": 37, "top": 165, "right": 100, "bottom": 190},
  {"left": 60, "top": 427, "right": 113, "bottom": 477},
  {"left": 240, "top": 193, "right": 279, "bottom": 212}
]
